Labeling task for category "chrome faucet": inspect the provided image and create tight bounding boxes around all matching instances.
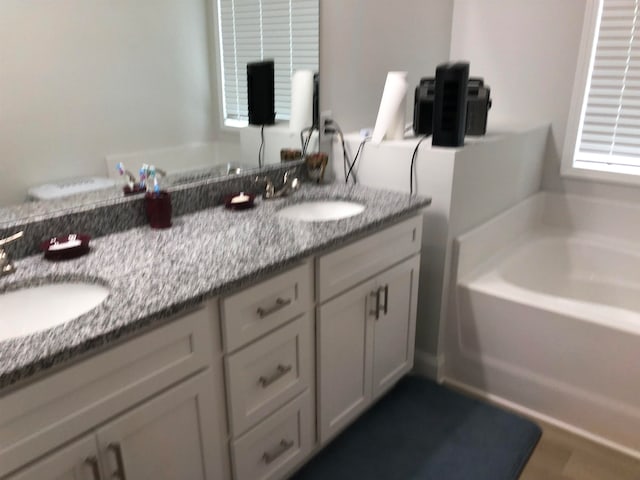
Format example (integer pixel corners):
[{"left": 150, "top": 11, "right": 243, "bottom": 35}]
[
  {"left": 0, "top": 231, "right": 24, "bottom": 277},
  {"left": 255, "top": 169, "right": 301, "bottom": 199}
]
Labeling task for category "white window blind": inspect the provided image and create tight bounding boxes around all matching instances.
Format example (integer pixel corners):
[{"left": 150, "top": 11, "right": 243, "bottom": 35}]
[
  {"left": 575, "top": 0, "right": 640, "bottom": 170},
  {"left": 217, "top": 0, "right": 318, "bottom": 124}
]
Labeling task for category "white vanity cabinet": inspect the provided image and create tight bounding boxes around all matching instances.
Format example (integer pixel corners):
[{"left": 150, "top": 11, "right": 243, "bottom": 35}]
[
  {"left": 220, "top": 261, "right": 315, "bottom": 480},
  {"left": 7, "top": 371, "right": 220, "bottom": 480},
  {"left": 0, "top": 302, "right": 228, "bottom": 480},
  {"left": 316, "top": 216, "right": 422, "bottom": 444},
  {"left": 4, "top": 436, "right": 98, "bottom": 480},
  {"left": 1, "top": 213, "right": 424, "bottom": 480}
]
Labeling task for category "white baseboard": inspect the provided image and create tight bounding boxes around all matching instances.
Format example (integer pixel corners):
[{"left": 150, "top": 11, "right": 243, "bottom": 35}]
[
  {"left": 413, "top": 349, "right": 444, "bottom": 381},
  {"left": 443, "top": 376, "right": 640, "bottom": 461}
]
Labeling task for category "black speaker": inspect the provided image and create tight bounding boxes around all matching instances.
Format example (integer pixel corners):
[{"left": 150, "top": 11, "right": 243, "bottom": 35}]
[
  {"left": 413, "top": 78, "right": 435, "bottom": 135},
  {"left": 432, "top": 62, "right": 469, "bottom": 147},
  {"left": 312, "top": 72, "right": 320, "bottom": 130},
  {"left": 247, "top": 60, "right": 275, "bottom": 125}
]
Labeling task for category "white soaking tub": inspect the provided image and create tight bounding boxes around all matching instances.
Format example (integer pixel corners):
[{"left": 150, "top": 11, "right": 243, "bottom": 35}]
[{"left": 445, "top": 192, "right": 640, "bottom": 458}]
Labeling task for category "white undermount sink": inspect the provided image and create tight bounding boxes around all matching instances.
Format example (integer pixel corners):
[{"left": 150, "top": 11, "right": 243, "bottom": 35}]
[
  {"left": 277, "top": 200, "right": 365, "bottom": 222},
  {"left": 0, "top": 282, "right": 110, "bottom": 341}
]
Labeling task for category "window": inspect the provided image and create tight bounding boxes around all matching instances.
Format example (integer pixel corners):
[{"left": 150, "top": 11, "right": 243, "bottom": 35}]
[
  {"left": 563, "top": 0, "right": 640, "bottom": 184},
  {"left": 216, "top": 0, "right": 319, "bottom": 126}
]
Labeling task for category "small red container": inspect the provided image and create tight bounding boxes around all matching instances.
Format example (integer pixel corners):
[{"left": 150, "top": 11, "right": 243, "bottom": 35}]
[
  {"left": 40, "top": 234, "right": 91, "bottom": 261},
  {"left": 123, "top": 184, "right": 145, "bottom": 195},
  {"left": 224, "top": 192, "right": 256, "bottom": 210},
  {"left": 145, "top": 191, "right": 172, "bottom": 229}
]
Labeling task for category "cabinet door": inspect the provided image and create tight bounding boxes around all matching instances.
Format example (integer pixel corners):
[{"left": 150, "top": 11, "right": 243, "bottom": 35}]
[
  {"left": 96, "top": 370, "right": 225, "bottom": 480},
  {"left": 6, "top": 435, "right": 99, "bottom": 480},
  {"left": 371, "top": 255, "right": 420, "bottom": 399},
  {"left": 317, "top": 279, "right": 376, "bottom": 444}
]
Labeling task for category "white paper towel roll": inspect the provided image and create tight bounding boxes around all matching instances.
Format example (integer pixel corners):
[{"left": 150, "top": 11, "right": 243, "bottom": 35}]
[
  {"left": 371, "top": 71, "right": 408, "bottom": 144},
  {"left": 289, "top": 70, "right": 314, "bottom": 133}
]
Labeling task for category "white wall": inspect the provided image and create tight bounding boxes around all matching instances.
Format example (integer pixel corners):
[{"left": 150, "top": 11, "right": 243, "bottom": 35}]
[
  {"left": 450, "top": 0, "right": 640, "bottom": 203},
  {"left": 319, "top": 0, "right": 454, "bottom": 133},
  {"left": 0, "top": 0, "right": 219, "bottom": 206}
]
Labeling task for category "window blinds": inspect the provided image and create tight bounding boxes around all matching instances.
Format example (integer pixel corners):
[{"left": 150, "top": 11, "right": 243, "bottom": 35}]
[
  {"left": 576, "top": 0, "right": 640, "bottom": 168},
  {"left": 217, "top": 0, "right": 318, "bottom": 124}
]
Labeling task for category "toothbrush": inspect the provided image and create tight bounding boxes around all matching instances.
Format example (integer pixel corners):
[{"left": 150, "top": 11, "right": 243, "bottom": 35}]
[
  {"left": 139, "top": 164, "right": 148, "bottom": 190},
  {"left": 148, "top": 165, "right": 162, "bottom": 194},
  {"left": 116, "top": 162, "right": 136, "bottom": 190},
  {"left": 147, "top": 165, "right": 156, "bottom": 194}
]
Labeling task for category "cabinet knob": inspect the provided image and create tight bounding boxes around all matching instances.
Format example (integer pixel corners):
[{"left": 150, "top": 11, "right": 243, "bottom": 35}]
[
  {"left": 107, "top": 443, "right": 128, "bottom": 480},
  {"left": 381, "top": 284, "right": 389, "bottom": 315},
  {"left": 257, "top": 297, "right": 292, "bottom": 318},
  {"left": 369, "top": 290, "right": 381, "bottom": 320},
  {"left": 259, "top": 364, "right": 293, "bottom": 387},
  {"left": 85, "top": 456, "right": 102, "bottom": 480},
  {"left": 262, "top": 439, "right": 294, "bottom": 464}
]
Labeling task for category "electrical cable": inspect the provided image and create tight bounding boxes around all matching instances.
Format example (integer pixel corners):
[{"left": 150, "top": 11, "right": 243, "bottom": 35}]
[
  {"left": 346, "top": 136, "right": 370, "bottom": 185},
  {"left": 258, "top": 125, "right": 265, "bottom": 168},
  {"left": 409, "top": 135, "right": 429, "bottom": 196},
  {"left": 326, "top": 119, "right": 357, "bottom": 184},
  {"left": 300, "top": 127, "right": 311, "bottom": 155},
  {"left": 300, "top": 126, "right": 315, "bottom": 157}
]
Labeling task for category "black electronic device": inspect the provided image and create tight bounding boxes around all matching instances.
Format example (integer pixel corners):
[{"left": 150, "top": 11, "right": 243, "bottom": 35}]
[
  {"left": 247, "top": 60, "right": 275, "bottom": 125},
  {"left": 312, "top": 72, "right": 320, "bottom": 131},
  {"left": 465, "top": 78, "right": 492, "bottom": 135},
  {"left": 413, "top": 75, "right": 492, "bottom": 137},
  {"left": 413, "top": 78, "right": 435, "bottom": 136},
  {"left": 432, "top": 62, "right": 469, "bottom": 147}
]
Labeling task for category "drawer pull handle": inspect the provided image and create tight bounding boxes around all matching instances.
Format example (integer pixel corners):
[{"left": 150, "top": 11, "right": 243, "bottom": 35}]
[
  {"left": 259, "top": 364, "right": 292, "bottom": 387},
  {"left": 257, "top": 297, "right": 292, "bottom": 318},
  {"left": 382, "top": 284, "right": 389, "bottom": 315},
  {"left": 262, "top": 439, "right": 294, "bottom": 464},
  {"left": 85, "top": 456, "right": 102, "bottom": 480},
  {"left": 369, "top": 290, "right": 380, "bottom": 320},
  {"left": 108, "top": 443, "right": 128, "bottom": 480}
]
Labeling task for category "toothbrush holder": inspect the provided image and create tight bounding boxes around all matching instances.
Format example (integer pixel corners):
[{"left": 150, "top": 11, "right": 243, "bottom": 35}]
[
  {"left": 305, "top": 152, "right": 328, "bottom": 183},
  {"left": 144, "top": 191, "right": 172, "bottom": 229}
]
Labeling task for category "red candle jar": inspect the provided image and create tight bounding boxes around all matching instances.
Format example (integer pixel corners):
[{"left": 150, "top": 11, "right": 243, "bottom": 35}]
[{"left": 144, "top": 191, "right": 172, "bottom": 229}]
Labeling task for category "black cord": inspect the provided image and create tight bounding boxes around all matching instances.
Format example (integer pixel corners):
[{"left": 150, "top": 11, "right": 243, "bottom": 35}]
[
  {"left": 300, "top": 127, "right": 311, "bottom": 154},
  {"left": 327, "top": 120, "right": 357, "bottom": 184},
  {"left": 410, "top": 135, "right": 429, "bottom": 196},
  {"left": 300, "top": 126, "right": 315, "bottom": 157},
  {"left": 258, "top": 125, "right": 265, "bottom": 168},
  {"left": 346, "top": 137, "right": 370, "bottom": 185},
  {"left": 303, "top": 128, "right": 314, "bottom": 155}
]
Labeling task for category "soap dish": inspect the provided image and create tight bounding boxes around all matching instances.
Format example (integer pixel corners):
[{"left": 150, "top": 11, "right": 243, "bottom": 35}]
[
  {"left": 40, "top": 234, "right": 91, "bottom": 261},
  {"left": 224, "top": 192, "right": 256, "bottom": 210}
]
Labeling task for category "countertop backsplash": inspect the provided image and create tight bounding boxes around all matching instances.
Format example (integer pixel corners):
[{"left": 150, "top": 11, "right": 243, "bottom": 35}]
[{"left": 0, "top": 162, "right": 306, "bottom": 260}]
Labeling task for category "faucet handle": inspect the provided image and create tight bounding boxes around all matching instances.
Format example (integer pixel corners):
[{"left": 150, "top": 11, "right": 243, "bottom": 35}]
[
  {"left": 0, "top": 231, "right": 23, "bottom": 247},
  {"left": 254, "top": 176, "right": 275, "bottom": 198},
  {"left": 0, "top": 231, "right": 22, "bottom": 277}
]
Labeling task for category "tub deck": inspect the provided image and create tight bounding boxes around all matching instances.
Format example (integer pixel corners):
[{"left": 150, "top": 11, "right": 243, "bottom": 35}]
[{"left": 446, "top": 192, "right": 640, "bottom": 458}]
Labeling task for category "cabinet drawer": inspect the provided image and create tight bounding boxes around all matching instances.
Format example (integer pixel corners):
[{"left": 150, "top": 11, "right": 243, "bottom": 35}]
[
  {"left": 221, "top": 262, "right": 312, "bottom": 352},
  {"left": 317, "top": 215, "right": 422, "bottom": 302},
  {"left": 225, "top": 314, "right": 311, "bottom": 436},
  {"left": 231, "top": 391, "right": 313, "bottom": 480},
  {"left": 0, "top": 302, "right": 217, "bottom": 478}
]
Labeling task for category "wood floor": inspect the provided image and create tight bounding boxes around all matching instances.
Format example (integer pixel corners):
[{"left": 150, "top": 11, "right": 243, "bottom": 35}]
[{"left": 520, "top": 421, "right": 640, "bottom": 480}]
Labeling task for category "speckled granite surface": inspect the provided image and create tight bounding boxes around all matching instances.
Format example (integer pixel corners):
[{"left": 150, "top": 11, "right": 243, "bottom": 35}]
[
  {"left": 0, "top": 183, "right": 429, "bottom": 392},
  {"left": 0, "top": 162, "right": 305, "bottom": 260}
]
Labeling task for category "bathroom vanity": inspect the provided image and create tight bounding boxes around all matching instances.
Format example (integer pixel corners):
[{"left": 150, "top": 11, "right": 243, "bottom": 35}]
[{"left": 0, "top": 184, "right": 427, "bottom": 480}]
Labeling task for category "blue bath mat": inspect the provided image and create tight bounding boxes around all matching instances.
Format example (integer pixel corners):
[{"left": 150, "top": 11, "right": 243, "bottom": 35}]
[{"left": 293, "top": 376, "right": 540, "bottom": 480}]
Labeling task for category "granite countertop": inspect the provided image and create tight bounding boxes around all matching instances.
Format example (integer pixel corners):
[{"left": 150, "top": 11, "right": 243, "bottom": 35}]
[{"left": 0, "top": 183, "right": 430, "bottom": 392}]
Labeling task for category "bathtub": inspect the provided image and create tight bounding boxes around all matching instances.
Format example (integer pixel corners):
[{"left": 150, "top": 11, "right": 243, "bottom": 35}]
[{"left": 445, "top": 192, "right": 640, "bottom": 457}]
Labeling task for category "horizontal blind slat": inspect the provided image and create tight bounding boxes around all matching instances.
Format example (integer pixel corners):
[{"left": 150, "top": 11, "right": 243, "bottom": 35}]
[
  {"left": 576, "top": 0, "right": 640, "bottom": 166},
  {"left": 218, "top": 0, "right": 318, "bottom": 121}
]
